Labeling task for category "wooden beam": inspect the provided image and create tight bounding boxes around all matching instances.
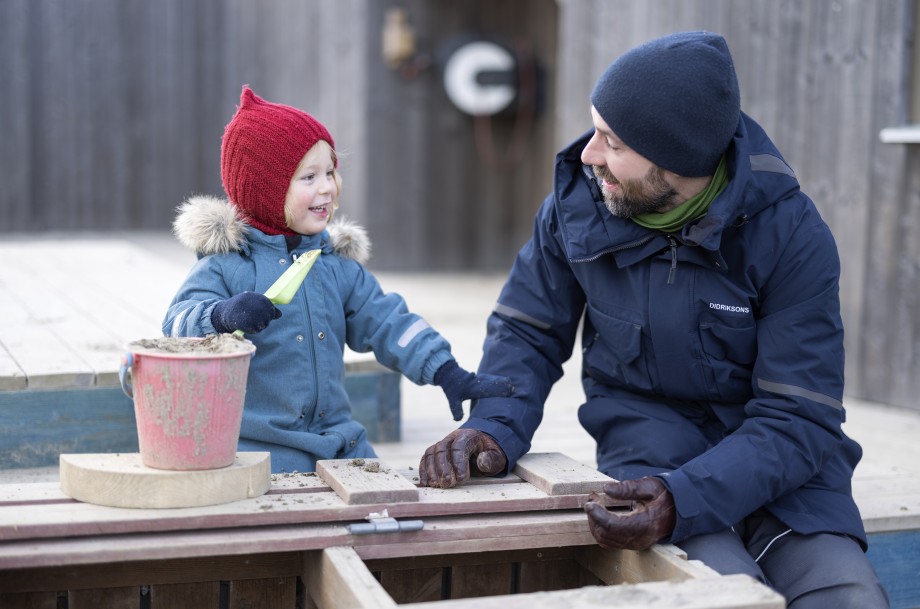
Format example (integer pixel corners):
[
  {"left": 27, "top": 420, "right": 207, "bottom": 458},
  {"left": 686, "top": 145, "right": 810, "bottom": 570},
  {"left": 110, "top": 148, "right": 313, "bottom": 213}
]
[
  {"left": 405, "top": 573, "right": 784, "bottom": 609},
  {"left": 576, "top": 544, "right": 718, "bottom": 585},
  {"left": 302, "top": 547, "right": 396, "bottom": 609}
]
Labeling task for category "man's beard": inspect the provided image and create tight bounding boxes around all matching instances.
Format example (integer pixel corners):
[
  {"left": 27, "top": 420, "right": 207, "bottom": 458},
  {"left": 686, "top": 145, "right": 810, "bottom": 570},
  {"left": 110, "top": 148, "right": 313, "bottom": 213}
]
[{"left": 593, "top": 164, "right": 679, "bottom": 218}]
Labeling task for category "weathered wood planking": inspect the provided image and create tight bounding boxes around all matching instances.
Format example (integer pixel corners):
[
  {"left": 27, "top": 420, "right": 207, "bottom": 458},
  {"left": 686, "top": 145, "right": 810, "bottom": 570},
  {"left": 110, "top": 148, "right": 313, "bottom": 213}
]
[
  {"left": 0, "top": 271, "right": 97, "bottom": 389},
  {"left": 853, "top": 473, "right": 920, "bottom": 534},
  {"left": 317, "top": 458, "right": 419, "bottom": 505},
  {"left": 0, "top": 552, "right": 301, "bottom": 593},
  {"left": 513, "top": 452, "right": 615, "bottom": 495},
  {"left": 0, "top": 240, "right": 184, "bottom": 390},
  {"left": 0, "top": 455, "right": 602, "bottom": 544},
  {"left": 59, "top": 452, "right": 272, "bottom": 509},
  {"left": 577, "top": 544, "right": 718, "bottom": 586},
  {"left": 405, "top": 573, "right": 783, "bottom": 609}
]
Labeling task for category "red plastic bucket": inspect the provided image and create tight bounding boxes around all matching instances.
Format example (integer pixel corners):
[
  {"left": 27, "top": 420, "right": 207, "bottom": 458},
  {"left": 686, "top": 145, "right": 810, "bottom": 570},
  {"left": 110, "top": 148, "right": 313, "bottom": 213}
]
[{"left": 119, "top": 335, "right": 256, "bottom": 471}]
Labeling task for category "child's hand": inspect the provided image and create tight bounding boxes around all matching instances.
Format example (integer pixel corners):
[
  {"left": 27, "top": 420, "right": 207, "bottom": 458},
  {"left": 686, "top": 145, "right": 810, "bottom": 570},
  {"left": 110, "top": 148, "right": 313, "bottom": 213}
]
[
  {"left": 211, "top": 291, "right": 282, "bottom": 335},
  {"left": 433, "top": 360, "right": 515, "bottom": 421}
]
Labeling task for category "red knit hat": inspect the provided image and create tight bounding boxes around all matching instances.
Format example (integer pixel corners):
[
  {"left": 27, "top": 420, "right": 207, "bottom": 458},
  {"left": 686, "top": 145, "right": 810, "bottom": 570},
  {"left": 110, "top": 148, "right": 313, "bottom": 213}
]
[{"left": 220, "top": 86, "right": 336, "bottom": 236}]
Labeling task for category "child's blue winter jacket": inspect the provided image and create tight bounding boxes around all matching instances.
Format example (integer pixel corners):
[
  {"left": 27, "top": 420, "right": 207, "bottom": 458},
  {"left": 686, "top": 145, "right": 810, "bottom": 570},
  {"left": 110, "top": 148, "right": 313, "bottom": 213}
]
[{"left": 165, "top": 198, "right": 453, "bottom": 472}]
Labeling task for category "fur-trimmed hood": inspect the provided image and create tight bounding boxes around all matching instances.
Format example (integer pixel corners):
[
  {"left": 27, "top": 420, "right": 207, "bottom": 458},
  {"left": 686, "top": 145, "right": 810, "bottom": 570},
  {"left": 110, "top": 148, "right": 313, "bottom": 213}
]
[{"left": 172, "top": 195, "right": 371, "bottom": 265}]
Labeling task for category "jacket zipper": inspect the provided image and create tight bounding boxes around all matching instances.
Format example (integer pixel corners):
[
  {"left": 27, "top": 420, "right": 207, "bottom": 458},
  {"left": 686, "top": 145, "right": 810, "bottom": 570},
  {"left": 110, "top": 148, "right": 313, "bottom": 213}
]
[
  {"left": 667, "top": 235, "right": 679, "bottom": 285},
  {"left": 571, "top": 233, "right": 680, "bottom": 285},
  {"left": 293, "top": 251, "right": 320, "bottom": 426},
  {"left": 570, "top": 235, "right": 656, "bottom": 264}
]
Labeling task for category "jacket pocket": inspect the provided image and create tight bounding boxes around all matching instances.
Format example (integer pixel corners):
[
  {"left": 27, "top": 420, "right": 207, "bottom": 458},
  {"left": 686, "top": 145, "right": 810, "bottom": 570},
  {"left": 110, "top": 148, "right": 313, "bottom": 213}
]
[
  {"left": 699, "top": 321, "right": 757, "bottom": 401},
  {"left": 583, "top": 305, "right": 651, "bottom": 390},
  {"left": 699, "top": 322, "right": 757, "bottom": 364}
]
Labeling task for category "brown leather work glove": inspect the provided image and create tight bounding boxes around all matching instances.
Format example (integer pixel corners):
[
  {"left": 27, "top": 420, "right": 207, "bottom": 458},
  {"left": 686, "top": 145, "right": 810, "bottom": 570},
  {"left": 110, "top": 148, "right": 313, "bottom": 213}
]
[
  {"left": 418, "top": 429, "right": 507, "bottom": 489},
  {"left": 583, "top": 477, "right": 676, "bottom": 551}
]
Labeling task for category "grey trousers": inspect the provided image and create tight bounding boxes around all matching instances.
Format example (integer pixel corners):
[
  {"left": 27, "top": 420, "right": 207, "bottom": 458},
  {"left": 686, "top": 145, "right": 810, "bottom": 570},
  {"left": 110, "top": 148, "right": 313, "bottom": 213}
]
[{"left": 676, "top": 510, "right": 889, "bottom": 609}]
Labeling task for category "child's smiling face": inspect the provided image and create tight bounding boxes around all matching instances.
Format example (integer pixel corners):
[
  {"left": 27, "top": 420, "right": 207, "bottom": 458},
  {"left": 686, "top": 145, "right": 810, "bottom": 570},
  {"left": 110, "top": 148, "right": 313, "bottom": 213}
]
[{"left": 284, "top": 140, "right": 339, "bottom": 235}]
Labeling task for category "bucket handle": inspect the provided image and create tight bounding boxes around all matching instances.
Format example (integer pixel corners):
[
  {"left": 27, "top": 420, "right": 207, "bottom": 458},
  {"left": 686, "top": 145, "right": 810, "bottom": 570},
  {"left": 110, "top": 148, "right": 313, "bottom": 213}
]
[{"left": 119, "top": 352, "right": 134, "bottom": 399}]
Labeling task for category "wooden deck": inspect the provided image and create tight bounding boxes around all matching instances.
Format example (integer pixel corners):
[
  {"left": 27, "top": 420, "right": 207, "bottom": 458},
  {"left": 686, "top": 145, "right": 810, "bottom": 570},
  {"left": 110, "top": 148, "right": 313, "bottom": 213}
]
[{"left": 1, "top": 234, "right": 919, "bottom": 606}]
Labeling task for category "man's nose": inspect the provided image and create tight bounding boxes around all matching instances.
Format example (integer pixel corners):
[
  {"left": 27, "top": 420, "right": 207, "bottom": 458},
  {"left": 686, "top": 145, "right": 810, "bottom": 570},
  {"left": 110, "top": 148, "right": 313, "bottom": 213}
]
[{"left": 581, "top": 135, "right": 601, "bottom": 166}]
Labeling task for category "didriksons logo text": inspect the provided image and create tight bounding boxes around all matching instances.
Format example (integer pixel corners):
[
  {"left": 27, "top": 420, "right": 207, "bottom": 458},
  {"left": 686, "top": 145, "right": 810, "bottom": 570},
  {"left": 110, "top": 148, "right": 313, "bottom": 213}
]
[{"left": 709, "top": 302, "right": 751, "bottom": 314}]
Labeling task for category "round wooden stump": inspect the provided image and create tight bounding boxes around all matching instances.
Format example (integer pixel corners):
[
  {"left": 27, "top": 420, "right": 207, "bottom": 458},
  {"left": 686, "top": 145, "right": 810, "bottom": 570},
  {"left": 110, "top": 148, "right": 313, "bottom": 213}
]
[{"left": 59, "top": 452, "right": 271, "bottom": 508}]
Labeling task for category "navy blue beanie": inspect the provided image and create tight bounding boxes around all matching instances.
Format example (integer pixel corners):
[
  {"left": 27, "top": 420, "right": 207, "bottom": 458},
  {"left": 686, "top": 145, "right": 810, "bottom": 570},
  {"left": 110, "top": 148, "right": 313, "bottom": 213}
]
[{"left": 590, "top": 31, "right": 740, "bottom": 177}]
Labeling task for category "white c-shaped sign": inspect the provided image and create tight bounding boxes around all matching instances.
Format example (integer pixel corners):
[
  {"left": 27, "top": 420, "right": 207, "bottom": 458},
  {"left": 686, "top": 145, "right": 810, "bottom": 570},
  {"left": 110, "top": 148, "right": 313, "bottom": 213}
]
[{"left": 443, "top": 41, "right": 516, "bottom": 116}]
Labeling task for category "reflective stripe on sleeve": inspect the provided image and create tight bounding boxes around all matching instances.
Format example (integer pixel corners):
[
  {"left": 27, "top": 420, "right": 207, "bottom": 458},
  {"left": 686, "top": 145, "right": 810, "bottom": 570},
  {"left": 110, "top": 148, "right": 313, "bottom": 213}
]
[
  {"left": 757, "top": 378, "right": 843, "bottom": 410},
  {"left": 398, "top": 319, "right": 430, "bottom": 347},
  {"left": 493, "top": 303, "right": 551, "bottom": 330}
]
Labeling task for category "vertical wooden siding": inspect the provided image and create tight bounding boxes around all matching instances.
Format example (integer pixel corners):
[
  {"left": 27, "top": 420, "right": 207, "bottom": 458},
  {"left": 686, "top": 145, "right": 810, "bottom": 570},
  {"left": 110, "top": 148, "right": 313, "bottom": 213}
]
[
  {"left": 0, "top": 0, "right": 366, "bottom": 233},
  {"left": 556, "top": 0, "right": 919, "bottom": 410}
]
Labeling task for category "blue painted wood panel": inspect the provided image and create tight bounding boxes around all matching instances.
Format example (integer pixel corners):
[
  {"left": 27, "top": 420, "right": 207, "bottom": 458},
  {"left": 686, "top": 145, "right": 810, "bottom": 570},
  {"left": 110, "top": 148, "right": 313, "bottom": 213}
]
[{"left": 0, "top": 369, "right": 401, "bottom": 469}]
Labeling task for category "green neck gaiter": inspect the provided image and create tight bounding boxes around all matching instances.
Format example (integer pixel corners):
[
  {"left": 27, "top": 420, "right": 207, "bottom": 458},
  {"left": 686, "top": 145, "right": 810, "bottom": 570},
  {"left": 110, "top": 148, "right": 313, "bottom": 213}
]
[{"left": 632, "top": 155, "right": 728, "bottom": 233}]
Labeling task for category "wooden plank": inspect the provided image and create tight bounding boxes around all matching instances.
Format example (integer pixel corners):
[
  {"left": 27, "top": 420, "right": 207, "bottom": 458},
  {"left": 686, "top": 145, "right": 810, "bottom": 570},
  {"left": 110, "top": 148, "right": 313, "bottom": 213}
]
[
  {"left": 0, "top": 510, "right": 590, "bottom": 571},
  {"left": 0, "top": 478, "right": 594, "bottom": 544},
  {"left": 0, "top": 387, "right": 138, "bottom": 469},
  {"left": 364, "top": 547, "right": 581, "bottom": 573},
  {"left": 406, "top": 573, "right": 785, "bottom": 608},
  {"left": 0, "top": 592, "right": 58, "bottom": 609},
  {"left": 576, "top": 544, "right": 718, "bottom": 586},
  {"left": 229, "top": 577, "right": 296, "bottom": 609},
  {"left": 59, "top": 452, "right": 271, "bottom": 509},
  {"left": 450, "top": 562, "right": 512, "bottom": 599},
  {"left": 0, "top": 552, "right": 301, "bottom": 593},
  {"left": 0, "top": 481, "right": 71, "bottom": 505},
  {"left": 856, "top": 480, "right": 920, "bottom": 534},
  {"left": 0, "top": 276, "right": 96, "bottom": 389},
  {"left": 354, "top": 512, "right": 597, "bottom": 561},
  {"left": 513, "top": 452, "right": 615, "bottom": 495},
  {"left": 316, "top": 458, "right": 419, "bottom": 505},
  {"left": 69, "top": 587, "right": 140, "bottom": 609},
  {"left": 0, "top": 246, "right": 134, "bottom": 387},
  {"left": 378, "top": 567, "right": 443, "bottom": 604},
  {"left": 150, "top": 582, "right": 220, "bottom": 609},
  {"left": 302, "top": 547, "right": 397, "bottom": 609}
]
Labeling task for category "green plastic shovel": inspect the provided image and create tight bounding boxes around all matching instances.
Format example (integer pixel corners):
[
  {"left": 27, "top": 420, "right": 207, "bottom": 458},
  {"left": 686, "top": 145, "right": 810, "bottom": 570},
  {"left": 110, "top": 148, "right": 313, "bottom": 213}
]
[{"left": 233, "top": 248, "right": 321, "bottom": 337}]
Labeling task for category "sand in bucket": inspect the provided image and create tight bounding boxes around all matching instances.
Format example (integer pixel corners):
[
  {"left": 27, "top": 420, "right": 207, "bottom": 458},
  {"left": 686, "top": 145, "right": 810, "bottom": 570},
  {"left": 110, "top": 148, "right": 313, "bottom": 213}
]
[{"left": 120, "top": 334, "right": 256, "bottom": 470}]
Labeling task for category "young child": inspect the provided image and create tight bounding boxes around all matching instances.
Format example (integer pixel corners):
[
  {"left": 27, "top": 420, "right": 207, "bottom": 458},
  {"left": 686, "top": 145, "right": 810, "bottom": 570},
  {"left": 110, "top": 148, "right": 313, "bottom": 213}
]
[{"left": 164, "top": 86, "right": 512, "bottom": 473}]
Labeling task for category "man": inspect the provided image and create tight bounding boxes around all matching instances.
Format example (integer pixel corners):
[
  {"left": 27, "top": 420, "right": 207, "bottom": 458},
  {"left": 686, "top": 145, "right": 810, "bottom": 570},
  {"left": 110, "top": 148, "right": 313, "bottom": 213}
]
[{"left": 418, "top": 31, "right": 889, "bottom": 608}]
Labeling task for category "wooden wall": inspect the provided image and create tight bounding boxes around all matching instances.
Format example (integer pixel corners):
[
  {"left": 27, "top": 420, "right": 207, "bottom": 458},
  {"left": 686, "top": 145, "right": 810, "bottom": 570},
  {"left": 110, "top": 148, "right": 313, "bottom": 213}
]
[
  {"left": 1, "top": 0, "right": 918, "bottom": 411},
  {"left": 0, "top": 0, "right": 366, "bottom": 234},
  {"left": 0, "top": 0, "right": 555, "bottom": 272}
]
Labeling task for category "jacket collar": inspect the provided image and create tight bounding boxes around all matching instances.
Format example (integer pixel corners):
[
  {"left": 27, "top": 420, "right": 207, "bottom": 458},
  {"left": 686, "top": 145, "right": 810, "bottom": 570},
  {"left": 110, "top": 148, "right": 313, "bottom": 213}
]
[{"left": 554, "top": 113, "right": 800, "bottom": 265}]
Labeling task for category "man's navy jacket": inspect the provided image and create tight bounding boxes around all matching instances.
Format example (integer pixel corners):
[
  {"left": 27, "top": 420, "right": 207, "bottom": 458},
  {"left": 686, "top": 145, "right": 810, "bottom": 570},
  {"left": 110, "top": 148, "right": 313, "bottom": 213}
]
[{"left": 465, "top": 112, "right": 866, "bottom": 547}]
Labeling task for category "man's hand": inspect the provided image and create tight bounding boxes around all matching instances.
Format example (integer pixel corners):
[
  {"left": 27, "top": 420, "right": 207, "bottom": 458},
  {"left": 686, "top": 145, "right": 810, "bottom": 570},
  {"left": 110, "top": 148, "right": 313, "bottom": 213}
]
[
  {"left": 584, "top": 477, "right": 676, "bottom": 551},
  {"left": 433, "top": 360, "right": 514, "bottom": 421},
  {"left": 418, "top": 429, "right": 507, "bottom": 488}
]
